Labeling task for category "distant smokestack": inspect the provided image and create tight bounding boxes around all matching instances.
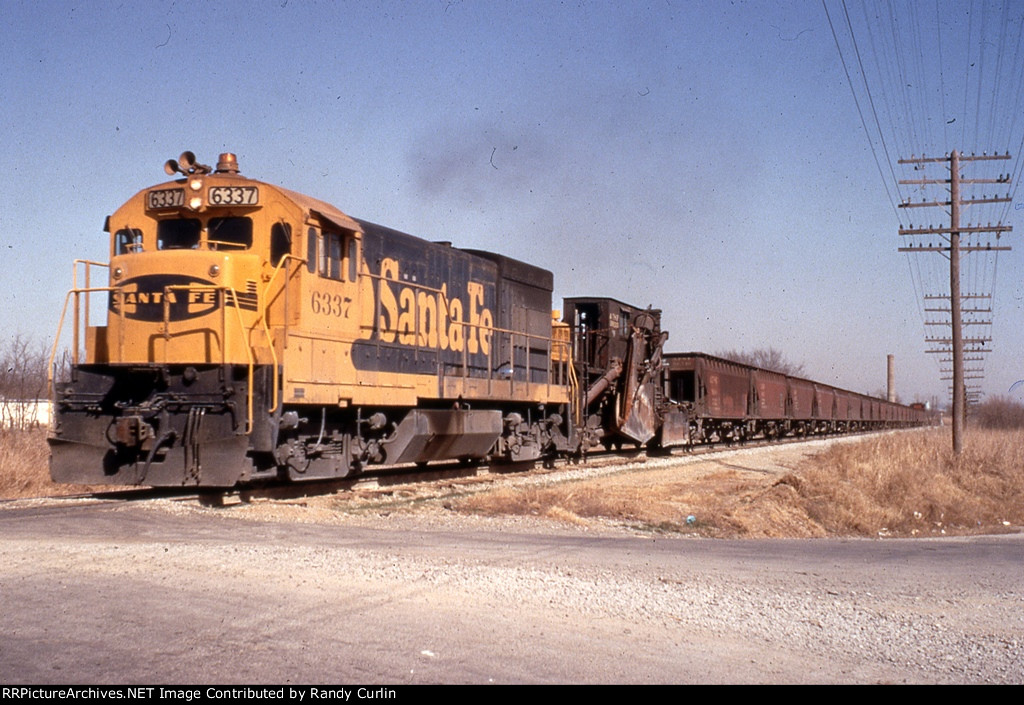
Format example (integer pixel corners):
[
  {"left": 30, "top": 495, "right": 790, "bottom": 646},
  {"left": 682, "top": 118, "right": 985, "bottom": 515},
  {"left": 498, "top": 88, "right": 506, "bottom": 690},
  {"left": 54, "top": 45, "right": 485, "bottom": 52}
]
[{"left": 887, "top": 354, "right": 895, "bottom": 402}]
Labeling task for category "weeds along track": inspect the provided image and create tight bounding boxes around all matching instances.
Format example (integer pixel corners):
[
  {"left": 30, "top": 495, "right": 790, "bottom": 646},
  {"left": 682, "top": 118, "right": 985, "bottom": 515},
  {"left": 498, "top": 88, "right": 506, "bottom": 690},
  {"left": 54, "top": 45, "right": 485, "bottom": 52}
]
[{"left": 7, "top": 429, "right": 901, "bottom": 511}]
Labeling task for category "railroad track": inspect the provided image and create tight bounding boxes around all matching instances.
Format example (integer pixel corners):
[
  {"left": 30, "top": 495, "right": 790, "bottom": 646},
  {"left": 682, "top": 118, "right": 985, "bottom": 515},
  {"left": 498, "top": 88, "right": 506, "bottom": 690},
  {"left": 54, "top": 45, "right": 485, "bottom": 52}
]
[{"left": 8, "top": 428, "right": 899, "bottom": 510}]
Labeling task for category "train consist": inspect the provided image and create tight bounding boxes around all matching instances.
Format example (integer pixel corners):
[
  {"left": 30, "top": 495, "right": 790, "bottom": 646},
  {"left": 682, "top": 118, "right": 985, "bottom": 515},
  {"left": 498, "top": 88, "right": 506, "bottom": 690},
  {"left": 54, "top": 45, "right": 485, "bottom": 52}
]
[
  {"left": 663, "top": 352, "right": 926, "bottom": 443},
  {"left": 48, "top": 152, "right": 928, "bottom": 487}
]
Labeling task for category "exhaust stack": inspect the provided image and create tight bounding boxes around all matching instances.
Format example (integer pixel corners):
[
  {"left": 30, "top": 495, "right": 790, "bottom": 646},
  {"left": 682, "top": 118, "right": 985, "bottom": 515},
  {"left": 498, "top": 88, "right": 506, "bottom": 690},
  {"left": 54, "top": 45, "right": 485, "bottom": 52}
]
[{"left": 887, "top": 354, "right": 895, "bottom": 403}]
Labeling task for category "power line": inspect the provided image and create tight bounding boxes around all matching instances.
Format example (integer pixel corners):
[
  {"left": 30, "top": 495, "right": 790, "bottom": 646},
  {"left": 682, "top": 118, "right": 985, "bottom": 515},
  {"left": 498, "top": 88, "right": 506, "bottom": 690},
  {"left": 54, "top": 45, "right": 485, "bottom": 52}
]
[
  {"left": 825, "top": 0, "right": 1023, "bottom": 408},
  {"left": 823, "top": 0, "right": 902, "bottom": 217}
]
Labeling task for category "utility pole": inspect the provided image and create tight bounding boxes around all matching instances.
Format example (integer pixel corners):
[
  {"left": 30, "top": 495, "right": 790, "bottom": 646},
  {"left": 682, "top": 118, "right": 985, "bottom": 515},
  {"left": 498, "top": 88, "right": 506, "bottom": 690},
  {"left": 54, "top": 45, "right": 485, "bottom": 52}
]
[{"left": 898, "top": 150, "right": 1012, "bottom": 454}]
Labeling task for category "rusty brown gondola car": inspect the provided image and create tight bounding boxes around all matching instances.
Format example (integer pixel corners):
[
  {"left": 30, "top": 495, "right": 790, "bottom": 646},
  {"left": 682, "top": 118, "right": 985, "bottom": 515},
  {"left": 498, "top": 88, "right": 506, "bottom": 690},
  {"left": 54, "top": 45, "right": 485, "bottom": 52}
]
[{"left": 663, "top": 352, "right": 927, "bottom": 444}]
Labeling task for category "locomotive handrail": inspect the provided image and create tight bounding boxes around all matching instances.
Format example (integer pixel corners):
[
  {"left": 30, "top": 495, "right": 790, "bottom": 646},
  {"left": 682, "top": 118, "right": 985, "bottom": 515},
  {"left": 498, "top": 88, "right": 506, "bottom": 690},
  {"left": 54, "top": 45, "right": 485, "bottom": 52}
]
[
  {"left": 72, "top": 260, "right": 110, "bottom": 360},
  {"left": 357, "top": 270, "right": 571, "bottom": 402},
  {"left": 566, "top": 344, "right": 581, "bottom": 426},
  {"left": 256, "top": 253, "right": 307, "bottom": 414},
  {"left": 48, "top": 284, "right": 118, "bottom": 401},
  {"left": 161, "top": 283, "right": 256, "bottom": 434},
  {"left": 204, "top": 239, "right": 248, "bottom": 251}
]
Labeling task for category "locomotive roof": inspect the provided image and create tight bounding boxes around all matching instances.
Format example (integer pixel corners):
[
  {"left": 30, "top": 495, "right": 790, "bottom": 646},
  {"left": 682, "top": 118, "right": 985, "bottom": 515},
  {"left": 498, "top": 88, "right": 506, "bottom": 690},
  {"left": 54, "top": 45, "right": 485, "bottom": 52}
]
[
  {"left": 127, "top": 172, "right": 364, "bottom": 237},
  {"left": 563, "top": 296, "right": 661, "bottom": 314},
  {"left": 135, "top": 161, "right": 555, "bottom": 286},
  {"left": 264, "top": 184, "right": 363, "bottom": 234}
]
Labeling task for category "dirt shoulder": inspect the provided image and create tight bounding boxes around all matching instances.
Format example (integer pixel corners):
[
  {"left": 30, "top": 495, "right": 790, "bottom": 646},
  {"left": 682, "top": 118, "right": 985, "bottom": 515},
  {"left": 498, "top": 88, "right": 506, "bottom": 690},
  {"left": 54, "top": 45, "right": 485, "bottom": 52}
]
[
  {"left": 217, "top": 428, "right": 1024, "bottom": 539},
  {"left": 7, "top": 428, "right": 1023, "bottom": 540},
  {"left": 3, "top": 492, "right": 1022, "bottom": 684}
]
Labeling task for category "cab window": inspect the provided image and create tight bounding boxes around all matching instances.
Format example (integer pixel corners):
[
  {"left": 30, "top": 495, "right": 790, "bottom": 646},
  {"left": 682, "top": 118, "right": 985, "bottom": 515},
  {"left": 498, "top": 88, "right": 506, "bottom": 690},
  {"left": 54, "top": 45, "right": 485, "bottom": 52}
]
[
  {"left": 619, "top": 310, "right": 631, "bottom": 337},
  {"left": 347, "top": 238, "right": 358, "bottom": 282},
  {"left": 321, "top": 232, "right": 342, "bottom": 280},
  {"left": 157, "top": 219, "right": 201, "bottom": 250},
  {"left": 115, "top": 228, "right": 143, "bottom": 254},
  {"left": 208, "top": 217, "right": 252, "bottom": 249},
  {"left": 271, "top": 223, "right": 292, "bottom": 266},
  {"left": 306, "top": 227, "right": 354, "bottom": 281},
  {"left": 306, "top": 227, "right": 318, "bottom": 274}
]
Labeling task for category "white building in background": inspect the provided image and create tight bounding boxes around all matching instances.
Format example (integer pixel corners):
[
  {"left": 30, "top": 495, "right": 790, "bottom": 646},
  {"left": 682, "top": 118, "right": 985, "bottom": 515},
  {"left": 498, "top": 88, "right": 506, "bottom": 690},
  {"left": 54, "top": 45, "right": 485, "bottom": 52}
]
[{"left": 0, "top": 399, "right": 52, "bottom": 430}]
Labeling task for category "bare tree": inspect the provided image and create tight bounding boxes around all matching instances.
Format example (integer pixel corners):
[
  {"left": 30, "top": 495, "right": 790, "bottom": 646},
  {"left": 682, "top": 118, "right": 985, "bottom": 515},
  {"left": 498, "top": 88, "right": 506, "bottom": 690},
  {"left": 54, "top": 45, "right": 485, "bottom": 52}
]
[
  {"left": 0, "top": 334, "right": 51, "bottom": 430},
  {"left": 870, "top": 388, "right": 902, "bottom": 404},
  {"left": 714, "top": 347, "right": 806, "bottom": 376},
  {"left": 972, "top": 396, "right": 1024, "bottom": 429}
]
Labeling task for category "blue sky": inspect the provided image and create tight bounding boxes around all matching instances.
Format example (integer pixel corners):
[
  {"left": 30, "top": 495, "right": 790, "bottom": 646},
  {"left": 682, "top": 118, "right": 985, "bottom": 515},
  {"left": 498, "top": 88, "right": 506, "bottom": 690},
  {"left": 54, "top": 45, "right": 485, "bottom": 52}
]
[{"left": 2, "top": 0, "right": 1022, "bottom": 405}]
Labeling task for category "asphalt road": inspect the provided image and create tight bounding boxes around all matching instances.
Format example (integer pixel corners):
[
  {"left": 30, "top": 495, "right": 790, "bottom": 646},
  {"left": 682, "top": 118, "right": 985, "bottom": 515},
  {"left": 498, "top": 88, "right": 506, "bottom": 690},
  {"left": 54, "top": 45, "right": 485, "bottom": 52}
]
[{"left": 1, "top": 498, "right": 1022, "bottom": 684}]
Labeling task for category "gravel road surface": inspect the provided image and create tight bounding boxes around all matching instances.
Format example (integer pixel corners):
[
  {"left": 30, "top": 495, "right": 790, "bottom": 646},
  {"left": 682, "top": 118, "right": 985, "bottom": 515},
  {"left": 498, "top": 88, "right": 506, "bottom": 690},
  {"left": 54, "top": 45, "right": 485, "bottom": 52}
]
[{"left": 1, "top": 490, "right": 1021, "bottom": 684}]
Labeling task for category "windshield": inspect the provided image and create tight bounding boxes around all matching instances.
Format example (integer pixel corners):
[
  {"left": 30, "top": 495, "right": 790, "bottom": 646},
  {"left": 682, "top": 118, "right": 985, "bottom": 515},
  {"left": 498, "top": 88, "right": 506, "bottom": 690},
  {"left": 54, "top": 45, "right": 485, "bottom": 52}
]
[
  {"left": 208, "top": 217, "right": 252, "bottom": 249},
  {"left": 157, "top": 219, "right": 200, "bottom": 250},
  {"left": 154, "top": 217, "right": 253, "bottom": 250}
]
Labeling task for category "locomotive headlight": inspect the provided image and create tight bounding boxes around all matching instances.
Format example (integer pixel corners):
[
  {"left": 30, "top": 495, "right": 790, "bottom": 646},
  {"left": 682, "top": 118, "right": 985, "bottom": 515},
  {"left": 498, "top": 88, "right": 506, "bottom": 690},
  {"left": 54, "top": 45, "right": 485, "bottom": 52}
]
[
  {"left": 208, "top": 264, "right": 220, "bottom": 278},
  {"left": 111, "top": 266, "right": 123, "bottom": 280},
  {"left": 188, "top": 178, "right": 203, "bottom": 210}
]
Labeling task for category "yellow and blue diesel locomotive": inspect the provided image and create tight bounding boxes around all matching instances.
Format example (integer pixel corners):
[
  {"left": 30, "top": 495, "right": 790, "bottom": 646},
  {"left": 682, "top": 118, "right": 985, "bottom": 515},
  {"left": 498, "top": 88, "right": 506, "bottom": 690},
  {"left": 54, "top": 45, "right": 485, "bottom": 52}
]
[
  {"left": 48, "top": 152, "right": 586, "bottom": 486},
  {"left": 48, "top": 151, "right": 926, "bottom": 488}
]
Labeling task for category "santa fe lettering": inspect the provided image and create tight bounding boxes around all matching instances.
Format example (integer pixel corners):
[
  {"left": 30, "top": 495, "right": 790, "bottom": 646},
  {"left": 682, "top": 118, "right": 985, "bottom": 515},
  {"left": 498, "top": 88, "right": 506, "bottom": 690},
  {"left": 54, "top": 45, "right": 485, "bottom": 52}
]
[
  {"left": 113, "top": 290, "right": 217, "bottom": 307},
  {"left": 374, "top": 257, "right": 493, "bottom": 355}
]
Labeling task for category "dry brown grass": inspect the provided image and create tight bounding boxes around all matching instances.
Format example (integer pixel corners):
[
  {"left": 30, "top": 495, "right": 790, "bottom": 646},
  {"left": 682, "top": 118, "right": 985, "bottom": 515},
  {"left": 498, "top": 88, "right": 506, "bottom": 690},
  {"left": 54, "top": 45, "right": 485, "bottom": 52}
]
[
  {"left": 0, "top": 428, "right": 60, "bottom": 498},
  {"left": 7, "top": 423, "right": 1022, "bottom": 539},
  {"left": 459, "top": 428, "right": 1024, "bottom": 538},
  {"left": 793, "top": 428, "right": 1024, "bottom": 536},
  {"left": 0, "top": 428, "right": 122, "bottom": 498},
  {"left": 459, "top": 461, "right": 830, "bottom": 538}
]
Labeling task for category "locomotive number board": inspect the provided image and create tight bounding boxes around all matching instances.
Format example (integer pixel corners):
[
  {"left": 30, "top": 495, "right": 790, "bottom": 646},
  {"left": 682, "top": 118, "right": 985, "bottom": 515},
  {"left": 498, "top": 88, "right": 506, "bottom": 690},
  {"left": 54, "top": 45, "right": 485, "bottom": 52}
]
[
  {"left": 146, "top": 188, "right": 185, "bottom": 210},
  {"left": 209, "top": 186, "right": 259, "bottom": 206}
]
